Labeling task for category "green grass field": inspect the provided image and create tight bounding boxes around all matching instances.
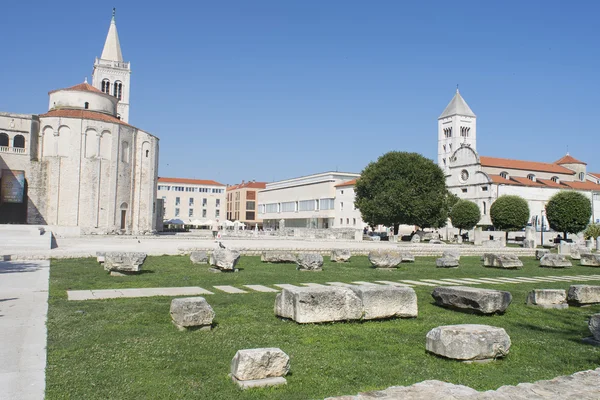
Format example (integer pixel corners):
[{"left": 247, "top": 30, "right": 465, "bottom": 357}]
[{"left": 46, "top": 256, "right": 600, "bottom": 399}]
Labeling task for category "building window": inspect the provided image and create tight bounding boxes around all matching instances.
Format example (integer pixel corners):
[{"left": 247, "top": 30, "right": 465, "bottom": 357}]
[
  {"left": 320, "top": 198, "right": 335, "bottom": 210},
  {"left": 246, "top": 211, "right": 255, "bottom": 221},
  {"left": 449, "top": 143, "right": 452, "bottom": 151},
  {"left": 202, "top": 198, "right": 207, "bottom": 206},
  {"left": 215, "top": 209, "right": 220, "bottom": 218},
  {"left": 189, "top": 198, "right": 194, "bottom": 206},
  {"left": 202, "top": 209, "right": 207, "bottom": 218},
  {"left": 114, "top": 81, "right": 123, "bottom": 100},
  {"left": 216, "top": 199, "right": 220, "bottom": 208},
  {"left": 340, "top": 202, "right": 344, "bottom": 211},
  {"left": 13, "top": 135, "right": 25, "bottom": 149},
  {"left": 246, "top": 201, "right": 256, "bottom": 210},
  {"left": 298, "top": 200, "right": 316, "bottom": 211},
  {"left": 527, "top": 174, "right": 536, "bottom": 181},
  {"left": 460, "top": 170, "right": 469, "bottom": 182},
  {"left": 121, "top": 141, "right": 129, "bottom": 163},
  {"left": 246, "top": 191, "right": 256, "bottom": 200},
  {"left": 483, "top": 201, "right": 487, "bottom": 215},
  {"left": 481, "top": 186, "right": 488, "bottom": 191},
  {"left": 175, "top": 197, "right": 180, "bottom": 206},
  {"left": 500, "top": 171, "right": 509, "bottom": 179},
  {"left": 443, "top": 158, "right": 446, "bottom": 166},
  {"left": 158, "top": 185, "right": 170, "bottom": 191},
  {"left": 551, "top": 176, "right": 559, "bottom": 183},
  {"left": 346, "top": 218, "right": 349, "bottom": 224},
  {"left": 579, "top": 172, "right": 586, "bottom": 182},
  {"left": 101, "top": 79, "right": 111, "bottom": 94},
  {"left": 353, "top": 218, "right": 356, "bottom": 226},
  {"left": 339, "top": 218, "right": 343, "bottom": 225},
  {"left": 146, "top": 150, "right": 149, "bottom": 158},
  {"left": 462, "top": 188, "right": 467, "bottom": 193},
  {"left": 341, "top": 190, "right": 344, "bottom": 195},
  {"left": 84, "top": 102, "right": 89, "bottom": 109},
  {"left": 189, "top": 209, "right": 194, "bottom": 217},
  {"left": 280, "top": 202, "right": 294, "bottom": 212},
  {"left": 265, "top": 203, "right": 278, "bottom": 213},
  {"left": 175, "top": 208, "right": 180, "bottom": 217},
  {"left": 0, "top": 132, "right": 8, "bottom": 147}
]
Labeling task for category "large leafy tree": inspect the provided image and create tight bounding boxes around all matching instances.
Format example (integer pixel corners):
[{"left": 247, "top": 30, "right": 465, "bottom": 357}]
[
  {"left": 545, "top": 191, "right": 591, "bottom": 239},
  {"left": 354, "top": 152, "right": 449, "bottom": 233},
  {"left": 490, "top": 195, "right": 530, "bottom": 235},
  {"left": 450, "top": 200, "right": 481, "bottom": 234}
]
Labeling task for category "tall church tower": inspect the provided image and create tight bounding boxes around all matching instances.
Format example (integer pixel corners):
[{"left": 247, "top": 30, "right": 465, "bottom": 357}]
[
  {"left": 437, "top": 88, "right": 477, "bottom": 172},
  {"left": 92, "top": 9, "right": 131, "bottom": 123}
]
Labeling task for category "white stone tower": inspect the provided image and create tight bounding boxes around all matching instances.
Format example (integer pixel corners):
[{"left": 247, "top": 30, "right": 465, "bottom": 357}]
[
  {"left": 92, "top": 9, "right": 131, "bottom": 123},
  {"left": 437, "top": 88, "right": 477, "bottom": 172}
]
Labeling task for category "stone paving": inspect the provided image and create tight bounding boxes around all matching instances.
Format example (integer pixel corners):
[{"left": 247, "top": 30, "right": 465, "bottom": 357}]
[
  {"left": 326, "top": 367, "right": 600, "bottom": 399},
  {"left": 66, "top": 274, "right": 600, "bottom": 300},
  {"left": 0, "top": 260, "right": 49, "bottom": 400}
]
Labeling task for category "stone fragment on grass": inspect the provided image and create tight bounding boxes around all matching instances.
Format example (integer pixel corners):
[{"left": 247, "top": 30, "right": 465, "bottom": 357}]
[
  {"left": 210, "top": 249, "right": 240, "bottom": 271},
  {"left": 436, "top": 257, "right": 459, "bottom": 268},
  {"left": 349, "top": 285, "right": 417, "bottom": 320},
  {"left": 535, "top": 249, "right": 550, "bottom": 260},
  {"left": 400, "top": 252, "right": 415, "bottom": 263},
  {"left": 296, "top": 253, "right": 323, "bottom": 271},
  {"left": 526, "top": 289, "right": 568, "bottom": 309},
  {"left": 330, "top": 249, "right": 351, "bottom": 263},
  {"left": 482, "top": 253, "right": 523, "bottom": 269},
  {"left": 580, "top": 253, "right": 600, "bottom": 267},
  {"left": 96, "top": 252, "right": 105, "bottom": 263},
  {"left": 275, "top": 286, "right": 362, "bottom": 323},
  {"left": 432, "top": 286, "right": 512, "bottom": 314},
  {"left": 261, "top": 251, "right": 296, "bottom": 263},
  {"left": 426, "top": 324, "right": 511, "bottom": 361},
  {"left": 170, "top": 297, "right": 215, "bottom": 330},
  {"left": 190, "top": 251, "right": 208, "bottom": 264},
  {"left": 231, "top": 348, "right": 290, "bottom": 389},
  {"left": 442, "top": 250, "right": 460, "bottom": 261},
  {"left": 540, "top": 253, "right": 572, "bottom": 268},
  {"left": 568, "top": 285, "right": 600, "bottom": 306},
  {"left": 368, "top": 250, "right": 403, "bottom": 268},
  {"left": 103, "top": 252, "right": 146, "bottom": 274},
  {"left": 590, "top": 314, "right": 600, "bottom": 341}
]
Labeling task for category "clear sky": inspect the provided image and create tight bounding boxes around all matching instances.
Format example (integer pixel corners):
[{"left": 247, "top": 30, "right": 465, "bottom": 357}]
[{"left": 2, "top": 1, "right": 598, "bottom": 184}]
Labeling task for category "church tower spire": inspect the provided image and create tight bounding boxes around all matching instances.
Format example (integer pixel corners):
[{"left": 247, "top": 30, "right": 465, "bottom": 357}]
[
  {"left": 92, "top": 9, "right": 132, "bottom": 123},
  {"left": 437, "top": 88, "right": 477, "bottom": 172}
]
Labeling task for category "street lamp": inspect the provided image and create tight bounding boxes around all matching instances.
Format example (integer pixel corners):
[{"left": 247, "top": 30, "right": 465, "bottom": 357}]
[{"left": 540, "top": 209, "right": 545, "bottom": 247}]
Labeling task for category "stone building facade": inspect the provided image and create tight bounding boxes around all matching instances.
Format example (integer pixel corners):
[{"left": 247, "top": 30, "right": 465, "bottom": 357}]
[
  {"left": 158, "top": 177, "right": 226, "bottom": 223},
  {"left": 226, "top": 181, "right": 266, "bottom": 227},
  {"left": 0, "top": 13, "right": 159, "bottom": 234}
]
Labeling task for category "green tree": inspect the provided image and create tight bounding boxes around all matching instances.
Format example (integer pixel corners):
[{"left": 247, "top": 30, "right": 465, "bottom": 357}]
[
  {"left": 490, "top": 195, "right": 530, "bottom": 236},
  {"left": 584, "top": 223, "right": 600, "bottom": 240},
  {"left": 354, "top": 151, "right": 449, "bottom": 234},
  {"left": 449, "top": 200, "right": 481, "bottom": 234},
  {"left": 545, "top": 191, "right": 592, "bottom": 239}
]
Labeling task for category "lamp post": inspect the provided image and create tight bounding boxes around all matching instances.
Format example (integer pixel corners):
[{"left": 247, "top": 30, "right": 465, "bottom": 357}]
[{"left": 540, "top": 209, "right": 545, "bottom": 247}]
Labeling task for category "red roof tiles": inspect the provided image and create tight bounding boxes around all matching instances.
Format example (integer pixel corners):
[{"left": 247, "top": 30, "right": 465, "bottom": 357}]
[
  {"left": 536, "top": 178, "right": 564, "bottom": 189},
  {"left": 39, "top": 109, "right": 131, "bottom": 127},
  {"left": 158, "top": 177, "right": 225, "bottom": 186},
  {"left": 561, "top": 181, "right": 600, "bottom": 191},
  {"left": 48, "top": 82, "right": 105, "bottom": 95},
  {"left": 480, "top": 156, "right": 575, "bottom": 175},
  {"left": 227, "top": 181, "right": 267, "bottom": 191},
  {"left": 555, "top": 154, "right": 587, "bottom": 165},
  {"left": 489, "top": 174, "right": 517, "bottom": 185},
  {"left": 335, "top": 179, "right": 358, "bottom": 187}
]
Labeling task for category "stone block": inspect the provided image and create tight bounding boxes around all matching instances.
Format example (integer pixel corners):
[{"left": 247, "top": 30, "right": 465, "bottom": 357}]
[
  {"left": 274, "top": 286, "right": 362, "bottom": 323},
  {"left": 436, "top": 257, "right": 459, "bottom": 268},
  {"left": 210, "top": 249, "right": 240, "bottom": 271},
  {"left": 368, "top": 250, "right": 402, "bottom": 268},
  {"left": 482, "top": 253, "right": 523, "bottom": 269},
  {"left": 410, "top": 235, "right": 420, "bottom": 243},
  {"left": 170, "top": 297, "right": 215, "bottom": 330},
  {"left": 230, "top": 348, "right": 290, "bottom": 383},
  {"left": 482, "top": 239, "right": 504, "bottom": 248},
  {"left": 443, "top": 250, "right": 460, "bottom": 260},
  {"left": 539, "top": 253, "right": 572, "bottom": 268},
  {"left": 431, "top": 286, "right": 512, "bottom": 314},
  {"left": 568, "top": 285, "right": 600, "bottom": 306},
  {"left": 526, "top": 289, "right": 568, "bottom": 309},
  {"left": 429, "top": 239, "right": 443, "bottom": 244},
  {"left": 349, "top": 285, "right": 417, "bottom": 320},
  {"left": 535, "top": 249, "right": 550, "bottom": 260},
  {"left": 96, "top": 251, "right": 105, "bottom": 263},
  {"left": 103, "top": 252, "right": 147, "bottom": 273},
  {"left": 400, "top": 252, "right": 415, "bottom": 263},
  {"left": 190, "top": 251, "right": 208, "bottom": 264},
  {"left": 261, "top": 251, "right": 296, "bottom": 263},
  {"left": 330, "top": 249, "right": 351, "bottom": 263},
  {"left": 580, "top": 253, "right": 600, "bottom": 267},
  {"left": 426, "top": 324, "right": 511, "bottom": 361},
  {"left": 296, "top": 253, "right": 323, "bottom": 271},
  {"left": 522, "top": 239, "right": 535, "bottom": 248},
  {"left": 590, "top": 314, "right": 600, "bottom": 341}
]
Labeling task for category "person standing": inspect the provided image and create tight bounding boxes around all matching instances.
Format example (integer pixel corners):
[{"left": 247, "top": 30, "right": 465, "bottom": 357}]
[{"left": 212, "top": 220, "right": 219, "bottom": 241}]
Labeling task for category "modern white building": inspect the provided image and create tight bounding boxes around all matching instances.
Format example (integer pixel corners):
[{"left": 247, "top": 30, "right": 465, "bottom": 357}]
[
  {"left": 440, "top": 89, "right": 600, "bottom": 228},
  {"left": 258, "top": 172, "right": 363, "bottom": 229},
  {"left": 0, "top": 12, "right": 159, "bottom": 234},
  {"left": 158, "top": 177, "right": 226, "bottom": 223}
]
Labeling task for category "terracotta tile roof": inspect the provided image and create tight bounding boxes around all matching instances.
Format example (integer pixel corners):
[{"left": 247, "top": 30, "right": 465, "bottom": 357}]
[
  {"left": 561, "top": 181, "right": 600, "bottom": 191},
  {"left": 536, "top": 178, "right": 564, "bottom": 189},
  {"left": 335, "top": 179, "right": 357, "bottom": 187},
  {"left": 589, "top": 172, "right": 600, "bottom": 181},
  {"left": 48, "top": 82, "right": 105, "bottom": 95},
  {"left": 158, "top": 177, "right": 225, "bottom": 186},
  {"left": 480, "top": 156, "right": 575, "bottom": 175},
  {"left": 511, "top": 176, "right": 546, "bottom": 187},
  {"left": 39, "top": 109, "right": 131, "bottom": 127},
  {"left": 489, "top": 174, "right": 522, "bottom": 185},
  {"left": 227, "top": 181, "right": 267, "bottom": 191},
  {"left": 555, "top": 154, "right": 587, "bottom": 165}
]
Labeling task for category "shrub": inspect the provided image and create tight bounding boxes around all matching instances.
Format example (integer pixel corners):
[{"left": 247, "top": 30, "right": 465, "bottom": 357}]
[
  {"left": 490, "top": 195, "right": 530, "bottom": 232},
  {"left": 449, "top": 200, "right": 481, "bottom": 234},
  {"left": 545, "top": 191, "right": 591, "bottom": 239},
  {"left": 584, "top": 223, "right": 600, "bottom": 240}
]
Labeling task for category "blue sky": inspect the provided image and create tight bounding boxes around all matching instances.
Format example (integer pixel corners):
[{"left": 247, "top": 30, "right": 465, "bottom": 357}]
[{"left": 1, "top": 1, "right": 598, "bottom": 184}]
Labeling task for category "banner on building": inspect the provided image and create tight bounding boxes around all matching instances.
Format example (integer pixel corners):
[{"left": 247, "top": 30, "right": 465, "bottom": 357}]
[{"left": 1, "top": 170, "right": 25, "bottom": 203}]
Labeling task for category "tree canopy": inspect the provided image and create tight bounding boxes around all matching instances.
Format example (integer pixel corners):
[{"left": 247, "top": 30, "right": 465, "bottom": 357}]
[
  {"left": 354, "top": 151, "right": 450, "bottom": 232},
  {"left": 490, "top": 195, "right": 530, "bottom": 232},
  {"left": 545, "top": 191, "right": 591, "bottom": 239},
  {"left": 449, "top": 200, "right": 481, "bottom": 233}
]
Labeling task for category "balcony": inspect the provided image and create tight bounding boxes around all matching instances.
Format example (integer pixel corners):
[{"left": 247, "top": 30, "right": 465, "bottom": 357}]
[
  {"left": 0, "top": 146, "right": 26, "bottom": 155},
  {"left": 95, "top": 57, "right": 130, "bottom": 70}
]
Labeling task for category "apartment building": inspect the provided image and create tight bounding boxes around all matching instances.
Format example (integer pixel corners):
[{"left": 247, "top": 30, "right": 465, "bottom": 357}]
[
  {"left": 226, "top": 181, "right": 267, "bottom": 227},
  {"left": 157, "top": 177, "right": 226, "bottom": 223}
]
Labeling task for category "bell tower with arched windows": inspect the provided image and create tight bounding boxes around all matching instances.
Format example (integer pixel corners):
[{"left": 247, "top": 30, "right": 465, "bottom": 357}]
[
  {"left": 92, "top": 9, "right": 131, "bottom": 123},
  {"left": 437, "top": 88, "right": 477, "bottom": 172}
]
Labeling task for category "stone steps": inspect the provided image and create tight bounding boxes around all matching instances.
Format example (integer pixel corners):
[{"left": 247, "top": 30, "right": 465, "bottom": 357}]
[{"left": 0, "top": 225, "right": 53, "bottom": 251}]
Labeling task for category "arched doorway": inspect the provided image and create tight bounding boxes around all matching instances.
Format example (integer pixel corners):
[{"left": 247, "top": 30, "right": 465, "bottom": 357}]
[
  {"left": 0, "top": 170, "right": 28, "bottom": 224},
  {"left": 119, "top": 202, "right": 128, "bottom": 230}
]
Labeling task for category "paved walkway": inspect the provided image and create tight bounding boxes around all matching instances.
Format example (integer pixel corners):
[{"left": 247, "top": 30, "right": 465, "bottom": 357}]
[
  {"left": 0, "top": 260, "right": 49, "bottom": 400},
  {"left": 67, "top": 273, "right": 600, "bottom": 300}
]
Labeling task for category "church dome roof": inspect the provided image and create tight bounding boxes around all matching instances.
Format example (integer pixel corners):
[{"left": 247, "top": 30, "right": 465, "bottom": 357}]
[
  {"left": 554, "top": 154, "right": 587, "bottom": 165},
  {"left": 48, "top": 82, "right": 105, "bottom": 95}
]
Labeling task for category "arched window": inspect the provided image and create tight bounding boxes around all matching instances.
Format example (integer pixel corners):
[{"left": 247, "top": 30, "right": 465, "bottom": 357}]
[
  {"left": 551, "top": 176, "right": 559, "bottom": 183},
  {"left": 500, "top": 171, "right": 508, "bottom": 179},
  {"left": 449, "top": 143, "right": 452, "bottom": 151},
  {"left": 13, "top": 135, "right": 25, "bottom": 149},
  {"left": 84, "top": 102, "right": 89, "bottom": 109},
  {"left": 101, "top": 79, "right": 111, "bottom": 94},
  {"left": 527, "top": 174, "right": 535, "bottom": 181},
  {"left": 483, "top": 201, "right": 487, "bottom": 215},
  {"left": 0, "top": 132, "right": 8, "bottom": 147},
  {"left": 579, "top": 172, "right": 585, "bottom": 182},
  {"left": 113, "top": 81, "right": 123, "bottom": 100},
  {"left": 145, "top": 150, "right": 149, "bottom": 158},
  {"left": 121, "top": 141, "right": 129, "bottom": 163}
]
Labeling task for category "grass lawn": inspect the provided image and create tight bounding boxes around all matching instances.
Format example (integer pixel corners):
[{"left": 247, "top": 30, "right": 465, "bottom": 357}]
[{"left": 46, "top": 256, "right": 600, "bottom": 399}]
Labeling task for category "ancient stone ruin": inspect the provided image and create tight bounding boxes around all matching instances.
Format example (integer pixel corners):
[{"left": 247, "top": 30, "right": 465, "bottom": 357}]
[
  {"left": 209, "top": 249, "right": 241, "bottom": 272},
  {"left": 190, "top": 251, "right": 208, "bottom": 264},
  {"left": 295, "top": 253, "right": 324, "bottom": 271},
  {"left": 482, "top": 253, "right": 523, "bottom": 269},
  {"left": 103, "top": 252, "right": 147, "bottom": 276},
  {"left": 261, "top": 251, "right": 297, "bottom": 263},
  {"left": 526, "top": 289, "right": 568, "bottom": 309},
  {"left": 540, "top": 254, "right": 572, "bottom": 268},
  {"left": 330, "top": 249, "right": 351, "bottom": 262},
  {"left": 426, "top": 324, "right": 511, "bottom": 362},
  {"left": 568, "top": 285, "right": 600, "bottom": 306},
  {"left": 431, "top": 286, "right": 512, "bottom": 314},
  {"left": 170, "top": 297, "right": 215, "bottom": 331},
  {"left": 230, "top": 348, "right": 290, "bottom": 389}
]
